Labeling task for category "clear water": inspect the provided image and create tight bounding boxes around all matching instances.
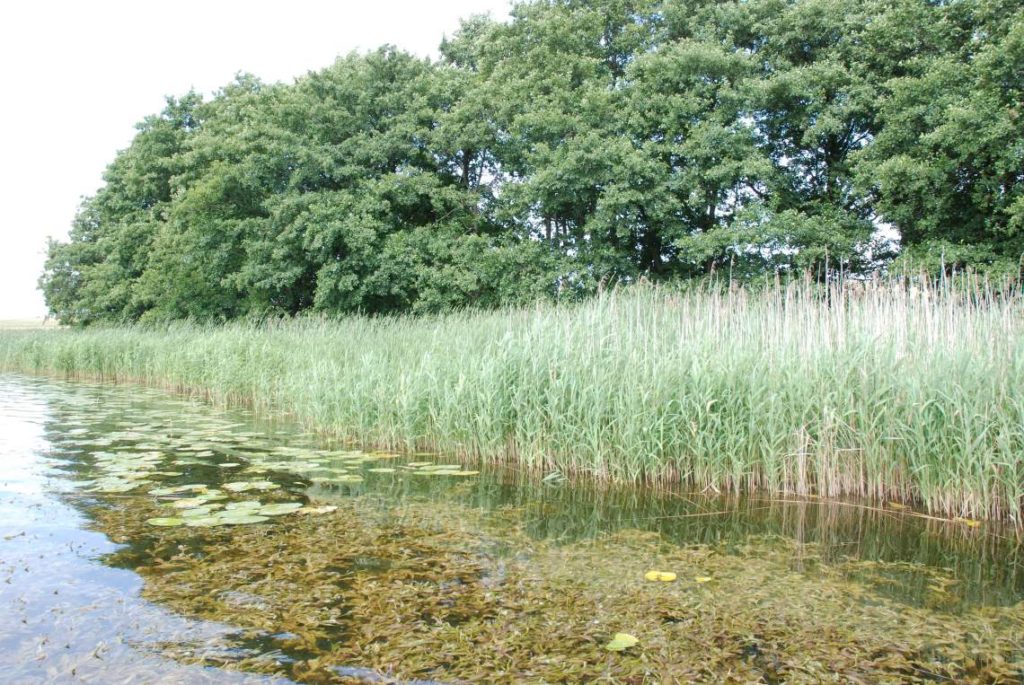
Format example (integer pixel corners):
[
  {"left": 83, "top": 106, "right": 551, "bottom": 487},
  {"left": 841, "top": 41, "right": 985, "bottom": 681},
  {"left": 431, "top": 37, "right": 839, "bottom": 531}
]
[{"left": 1, "top": 373, "right": 1020, "bottom": 683}]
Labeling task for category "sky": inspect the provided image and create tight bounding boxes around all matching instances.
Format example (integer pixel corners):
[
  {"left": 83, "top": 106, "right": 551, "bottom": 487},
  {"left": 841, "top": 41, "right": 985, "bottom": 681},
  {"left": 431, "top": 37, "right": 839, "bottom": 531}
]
[{"left": 0, "top": 0, "right": 512, "bottom": 320}]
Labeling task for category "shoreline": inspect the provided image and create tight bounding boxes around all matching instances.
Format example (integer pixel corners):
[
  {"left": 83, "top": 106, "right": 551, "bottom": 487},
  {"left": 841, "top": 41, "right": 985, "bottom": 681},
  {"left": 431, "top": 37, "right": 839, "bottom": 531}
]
[{"left": 2, "top": 285, "right": 1021, "bottom": 526}]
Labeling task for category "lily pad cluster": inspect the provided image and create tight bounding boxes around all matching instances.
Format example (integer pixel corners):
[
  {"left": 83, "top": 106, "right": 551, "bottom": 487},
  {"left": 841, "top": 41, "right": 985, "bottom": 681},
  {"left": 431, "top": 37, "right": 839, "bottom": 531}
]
[{"left": 144, "top": 482, "right": 314, "bottom": 528}]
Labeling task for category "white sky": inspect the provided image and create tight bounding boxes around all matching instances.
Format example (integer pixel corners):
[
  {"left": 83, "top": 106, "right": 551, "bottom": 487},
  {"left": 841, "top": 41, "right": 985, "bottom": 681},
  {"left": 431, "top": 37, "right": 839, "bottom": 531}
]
[{"left": 0, "top": 0, "right": 512, "bottom": 319}]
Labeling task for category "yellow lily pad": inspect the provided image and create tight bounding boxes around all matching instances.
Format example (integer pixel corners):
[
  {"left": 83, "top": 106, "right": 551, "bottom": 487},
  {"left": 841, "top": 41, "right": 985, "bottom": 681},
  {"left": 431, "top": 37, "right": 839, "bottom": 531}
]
[
  {"left": 644, "top": 570, "right": 677, "bottom": 582},
  {"left": 695, "top": 576, "right": 713, "bottom": 583}
]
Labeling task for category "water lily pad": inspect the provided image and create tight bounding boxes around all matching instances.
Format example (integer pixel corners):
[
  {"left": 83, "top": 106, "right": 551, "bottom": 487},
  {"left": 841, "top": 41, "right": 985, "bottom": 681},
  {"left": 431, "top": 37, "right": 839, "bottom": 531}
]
[
  {"left": 184, "top": 517, "right": 225, "bottom": 527},
  {"left": 605, "top": 633, "right": 639, "bottom": 651},
  {"left": 149, "top": 484, "right": 207, "bottom": 496},
  {"left": 367, "top": 468, "right": 397, "bottom": 474},
  {"left": 219, "top": 514, "right": 270, "bottom": 525},
  {"left": 146, "top": 517, "right": 185, "bottom": 527},
  {"left": 172, "top": 497, "right": 215, "bottom": 508},
  {"left": 223, "top": 480, "right": 280, "bottom": 492},
  {"left": 92, "top": 481, "right": 146, "bottom": 493},
  {"left": 225, "top": 500, "right": 263, "bottom": 510},
  {"left": 695, "top": 576, "right": 713, "bottom": 583},
  {"left": 258, "top": 503, "right": 304, "bottom": 516},
  {"left": 180, "top": 506, "right": 221, "bottom": 518}
]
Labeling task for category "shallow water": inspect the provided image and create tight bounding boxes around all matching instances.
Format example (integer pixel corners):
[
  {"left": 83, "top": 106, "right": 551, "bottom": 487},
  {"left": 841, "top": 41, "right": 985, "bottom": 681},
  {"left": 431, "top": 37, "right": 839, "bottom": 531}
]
[{"left": 0, "top": 373, "right": 1021, "bottom": 683}]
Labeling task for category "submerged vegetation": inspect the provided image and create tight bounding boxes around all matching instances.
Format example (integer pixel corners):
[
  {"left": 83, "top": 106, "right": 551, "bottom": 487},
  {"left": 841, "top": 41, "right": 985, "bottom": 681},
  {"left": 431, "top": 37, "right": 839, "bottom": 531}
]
[
  {"left": 3, "top": 282, "right": 1023, "bottom": 524},
  {"left": 3, "top": 375, "right": 1016, "bottom": 684},
  {"left": 110, "top": 497, "right": 1024, "bottom": 683}
]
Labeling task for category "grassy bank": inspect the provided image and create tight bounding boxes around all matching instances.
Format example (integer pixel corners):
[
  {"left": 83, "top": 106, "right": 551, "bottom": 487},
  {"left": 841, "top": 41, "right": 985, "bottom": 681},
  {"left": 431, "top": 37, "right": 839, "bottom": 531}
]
[{"left": 2, "top": 282, "right": 1022, "bottom": 524}]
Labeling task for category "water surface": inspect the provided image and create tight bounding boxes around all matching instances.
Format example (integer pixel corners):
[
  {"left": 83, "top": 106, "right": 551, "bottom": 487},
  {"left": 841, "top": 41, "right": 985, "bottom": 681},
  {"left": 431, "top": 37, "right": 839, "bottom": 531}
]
[{"left": 1, "top": 374, "right": 1021, "bottom": 683}]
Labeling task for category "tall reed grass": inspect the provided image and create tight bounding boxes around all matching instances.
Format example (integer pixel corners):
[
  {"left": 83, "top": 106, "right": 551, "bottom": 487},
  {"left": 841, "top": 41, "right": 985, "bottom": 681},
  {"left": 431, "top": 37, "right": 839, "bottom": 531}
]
[{"left": 2, "top": 280, "right": 1022, "bottom": 524}]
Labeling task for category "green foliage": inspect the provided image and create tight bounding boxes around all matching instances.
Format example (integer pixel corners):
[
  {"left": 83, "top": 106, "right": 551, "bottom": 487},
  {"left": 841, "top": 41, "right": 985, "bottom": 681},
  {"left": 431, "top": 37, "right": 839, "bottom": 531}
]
[{"left": 39, "top": 0, "right": 1024, "bottom": 324}]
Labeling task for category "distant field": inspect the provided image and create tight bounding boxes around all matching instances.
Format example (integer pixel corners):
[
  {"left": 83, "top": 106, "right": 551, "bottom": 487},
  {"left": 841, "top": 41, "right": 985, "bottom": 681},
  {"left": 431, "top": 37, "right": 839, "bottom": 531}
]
[{"left": 0, "top": 319, "right": 58, "bottom": 330}]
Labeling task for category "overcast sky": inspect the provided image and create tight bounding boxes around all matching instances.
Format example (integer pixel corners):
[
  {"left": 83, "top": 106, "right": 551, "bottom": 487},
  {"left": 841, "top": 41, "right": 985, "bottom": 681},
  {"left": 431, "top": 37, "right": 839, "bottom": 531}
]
[{"left": 0, "top": 0, "right": 512, "bottom": 319}]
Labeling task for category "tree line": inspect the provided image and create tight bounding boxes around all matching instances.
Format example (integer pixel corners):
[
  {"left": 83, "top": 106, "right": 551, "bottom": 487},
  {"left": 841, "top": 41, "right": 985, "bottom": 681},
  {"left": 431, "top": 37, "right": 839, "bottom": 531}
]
[{"left": 41, "top": 0, "right": 1024, "bottom": 324}]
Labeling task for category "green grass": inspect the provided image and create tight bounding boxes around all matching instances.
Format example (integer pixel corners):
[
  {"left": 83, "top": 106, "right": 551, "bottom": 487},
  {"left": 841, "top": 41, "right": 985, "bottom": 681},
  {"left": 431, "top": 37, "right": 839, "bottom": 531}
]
[{"left": 2, "top": 281, "right": 1022, "bottom": 524}]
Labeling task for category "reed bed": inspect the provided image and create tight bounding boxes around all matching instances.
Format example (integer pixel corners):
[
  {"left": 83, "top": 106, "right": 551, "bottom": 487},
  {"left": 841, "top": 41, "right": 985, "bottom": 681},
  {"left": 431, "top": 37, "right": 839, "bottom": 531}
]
[{"left": 2, "top": 280, "right": 1022, "bottom": 524}]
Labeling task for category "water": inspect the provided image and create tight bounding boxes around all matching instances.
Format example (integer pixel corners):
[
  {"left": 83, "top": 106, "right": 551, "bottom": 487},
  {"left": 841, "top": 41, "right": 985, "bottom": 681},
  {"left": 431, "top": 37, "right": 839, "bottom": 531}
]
[{"left": 0, "top": 373, "right": 1021, "bottom": 683}]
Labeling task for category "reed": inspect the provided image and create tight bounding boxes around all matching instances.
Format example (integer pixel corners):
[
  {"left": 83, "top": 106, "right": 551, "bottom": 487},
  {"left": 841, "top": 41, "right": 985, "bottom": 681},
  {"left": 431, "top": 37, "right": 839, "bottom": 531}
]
[{"left": 2, "top": 279, "right": 1022, "bottom": 524}]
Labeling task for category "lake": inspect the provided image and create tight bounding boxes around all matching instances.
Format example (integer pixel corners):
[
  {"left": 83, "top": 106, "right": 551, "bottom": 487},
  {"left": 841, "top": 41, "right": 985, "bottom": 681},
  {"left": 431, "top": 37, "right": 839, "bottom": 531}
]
[{"left": 1, "top": 374, "right": 1021, "bottom": 683}]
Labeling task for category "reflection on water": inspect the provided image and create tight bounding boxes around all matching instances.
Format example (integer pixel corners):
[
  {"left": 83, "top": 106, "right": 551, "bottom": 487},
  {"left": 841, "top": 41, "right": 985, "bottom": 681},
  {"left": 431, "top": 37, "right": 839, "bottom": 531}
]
[
  {"left": 0, "top": 376, "right": 291, "bottom": 684},
  {"left": 0, "top": 373, "right": 1021, "bottom": 683}
]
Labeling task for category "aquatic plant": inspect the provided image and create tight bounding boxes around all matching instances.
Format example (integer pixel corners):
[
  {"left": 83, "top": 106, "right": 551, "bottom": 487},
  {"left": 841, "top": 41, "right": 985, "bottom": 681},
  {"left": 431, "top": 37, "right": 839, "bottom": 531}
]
[
  {"left": 3, "top": 280, "right": 1024, "bottom": 524},
  {"left": 95, "top": 496, "right": 1024, "bottom": 684},
  {"left": 9, "top": 373, "right": 1021, "bottom": 683}
]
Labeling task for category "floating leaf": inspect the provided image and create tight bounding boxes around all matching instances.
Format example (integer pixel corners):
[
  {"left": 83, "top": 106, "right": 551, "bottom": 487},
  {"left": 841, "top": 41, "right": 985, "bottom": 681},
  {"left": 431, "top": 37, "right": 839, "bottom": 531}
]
[
  {"left": 644, "top": 571, "right": 676, "bottom": 582},
  {"left": 605, "top": 633, "right": 639, "bottom": 651},
  {"left": 184, "top": 517, "right": 226, "bottom": 527},
  {"left": 223, "top": 480, "right": 280, "bottom": 492},
  {"left": 173, "top": 496, "right": 217, "bottom": 508},
  {"left": 367, "top": 468, "right": 397, "bottom": 474},
  {"left": 219, "top": 514, "right": 270, "bottom": 525},
  {"left": 225, "top": 500, "right": 263, "bottom": 510},
  {"left": 695, "top": 576, "right": 713, "bottom": 583},
  {"left": 149, "top": 484, "right": 207, "bottom": 496},
  {"left": 91, "top": 481, "right": 146, "bottom": 493},
  {"left": 146, "top": 517, "right": 185, "bottom": 527},
  {"left": 258, "top": 503, "right": 304, "bottom": 516},
  {"left": 180, "top": 506, "right": 219, "bottom": 518}
]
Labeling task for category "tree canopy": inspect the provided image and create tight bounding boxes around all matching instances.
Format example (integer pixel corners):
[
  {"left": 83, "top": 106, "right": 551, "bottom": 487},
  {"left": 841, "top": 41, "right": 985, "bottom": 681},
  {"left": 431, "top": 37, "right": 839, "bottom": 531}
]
[{"left": 42, "top": 0, "right": 1024, "bottom": 324}]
